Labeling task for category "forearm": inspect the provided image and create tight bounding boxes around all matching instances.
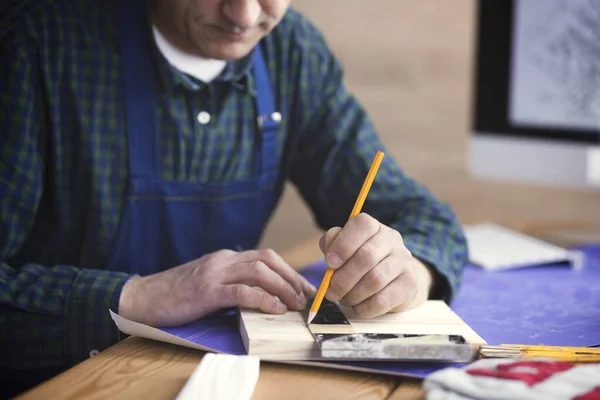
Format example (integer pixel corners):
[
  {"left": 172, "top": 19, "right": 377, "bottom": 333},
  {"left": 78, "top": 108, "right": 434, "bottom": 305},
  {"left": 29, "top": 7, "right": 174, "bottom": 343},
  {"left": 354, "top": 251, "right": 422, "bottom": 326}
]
[{"left": 0, "top": 261, "right": 133, "bottom": 369}]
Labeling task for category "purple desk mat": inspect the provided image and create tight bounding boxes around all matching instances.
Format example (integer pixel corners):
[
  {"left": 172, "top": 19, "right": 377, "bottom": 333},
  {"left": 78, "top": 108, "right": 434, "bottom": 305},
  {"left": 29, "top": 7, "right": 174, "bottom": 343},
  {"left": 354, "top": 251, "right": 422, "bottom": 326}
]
[{"left": 157, "top": 244, "right": 600, "bottom": 378}]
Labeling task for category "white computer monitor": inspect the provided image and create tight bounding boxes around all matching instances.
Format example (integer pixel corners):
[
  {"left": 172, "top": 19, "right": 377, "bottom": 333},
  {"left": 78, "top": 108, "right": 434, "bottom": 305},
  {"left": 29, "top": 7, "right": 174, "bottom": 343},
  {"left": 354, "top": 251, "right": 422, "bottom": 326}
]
[{"left": 468, "top": 0, "right": 600, "bottom": 191}]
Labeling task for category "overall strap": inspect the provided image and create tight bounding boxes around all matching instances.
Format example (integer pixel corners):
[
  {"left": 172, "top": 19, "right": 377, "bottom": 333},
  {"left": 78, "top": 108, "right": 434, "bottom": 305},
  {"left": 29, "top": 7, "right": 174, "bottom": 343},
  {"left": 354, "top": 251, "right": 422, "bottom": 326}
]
[
  {"left": 118, "top": 0, "right": 159, "bottom": 181},
  {"left": 252, "top": 45, "right": 281, "bottom": 175}
]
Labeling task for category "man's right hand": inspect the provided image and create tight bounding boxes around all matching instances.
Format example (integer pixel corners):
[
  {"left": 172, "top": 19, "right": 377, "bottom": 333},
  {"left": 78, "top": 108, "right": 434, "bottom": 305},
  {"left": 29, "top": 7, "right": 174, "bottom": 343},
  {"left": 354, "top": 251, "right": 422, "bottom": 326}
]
[{"left": 117, "top": 249, "right": 316, "bottom": 327}]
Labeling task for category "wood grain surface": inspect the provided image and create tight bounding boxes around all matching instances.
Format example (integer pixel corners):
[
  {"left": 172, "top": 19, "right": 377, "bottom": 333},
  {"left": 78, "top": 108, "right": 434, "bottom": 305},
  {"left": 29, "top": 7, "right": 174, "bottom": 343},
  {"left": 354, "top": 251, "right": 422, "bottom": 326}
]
[
  {"left": 17, "top": 337, "right": 414, "bottom": 400},
  {"left": 387, "top": 380, "right": 427, "bottom": 400}
]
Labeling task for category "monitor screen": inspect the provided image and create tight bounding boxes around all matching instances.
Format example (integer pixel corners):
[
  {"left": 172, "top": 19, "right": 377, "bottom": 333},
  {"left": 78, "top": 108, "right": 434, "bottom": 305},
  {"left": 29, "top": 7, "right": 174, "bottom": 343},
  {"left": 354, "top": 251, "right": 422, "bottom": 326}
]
[
  {"left": 510, "top": 0, "right": 600, "bottom": 133},
  {"left": 470, "top": 0, "right": 600, "bottom": 190}
]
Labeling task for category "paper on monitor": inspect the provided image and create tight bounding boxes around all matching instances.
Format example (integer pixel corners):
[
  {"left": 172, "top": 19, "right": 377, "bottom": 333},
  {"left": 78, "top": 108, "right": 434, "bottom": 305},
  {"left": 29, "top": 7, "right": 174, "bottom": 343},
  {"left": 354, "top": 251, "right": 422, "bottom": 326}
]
[{"left": 509, "top": 0, "right": 600, "bottom": 131}]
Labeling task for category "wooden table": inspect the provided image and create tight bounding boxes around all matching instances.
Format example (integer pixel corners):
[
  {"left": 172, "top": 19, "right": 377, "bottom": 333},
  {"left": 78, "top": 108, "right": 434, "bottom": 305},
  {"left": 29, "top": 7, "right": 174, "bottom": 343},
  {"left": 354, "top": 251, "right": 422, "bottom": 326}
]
[
  {"left": 17, "top": 236, "right": 426, "bottom": 400},
  {"left": 18, "top": 222, "right": 595, "bottom": 399},
  {"left": 18, "top": 336, "right": 424, "bottom": 400}
]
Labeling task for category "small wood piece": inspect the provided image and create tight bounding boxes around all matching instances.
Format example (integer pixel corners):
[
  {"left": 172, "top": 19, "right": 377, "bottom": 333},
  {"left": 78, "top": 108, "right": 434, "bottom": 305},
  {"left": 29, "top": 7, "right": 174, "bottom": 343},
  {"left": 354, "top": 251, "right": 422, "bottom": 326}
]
[
  {"left": 308, "top": 298, "right": 355, "bottom": 335},
  {"left": 176, "top": 353, "right": 260, "bottom": 400},
  {"left": 238, "top": 300, "right": 486, "bottom": 361}
]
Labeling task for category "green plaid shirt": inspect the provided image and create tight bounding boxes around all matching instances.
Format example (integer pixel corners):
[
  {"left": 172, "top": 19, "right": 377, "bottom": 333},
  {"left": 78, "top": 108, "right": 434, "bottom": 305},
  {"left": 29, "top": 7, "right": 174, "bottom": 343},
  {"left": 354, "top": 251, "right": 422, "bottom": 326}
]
[{"left": 0, "top": 0, "right": 468, "bottom": 372}]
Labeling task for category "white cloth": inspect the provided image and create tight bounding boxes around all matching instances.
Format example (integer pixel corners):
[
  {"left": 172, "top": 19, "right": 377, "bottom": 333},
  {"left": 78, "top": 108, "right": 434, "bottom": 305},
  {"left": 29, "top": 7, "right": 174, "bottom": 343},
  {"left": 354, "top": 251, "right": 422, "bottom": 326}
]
[
  {"left": 423, "top": 358, "right": 600, "bottom": 400},
  {"left": 152, "top": 25, "right": 226, "bottom": 83}
]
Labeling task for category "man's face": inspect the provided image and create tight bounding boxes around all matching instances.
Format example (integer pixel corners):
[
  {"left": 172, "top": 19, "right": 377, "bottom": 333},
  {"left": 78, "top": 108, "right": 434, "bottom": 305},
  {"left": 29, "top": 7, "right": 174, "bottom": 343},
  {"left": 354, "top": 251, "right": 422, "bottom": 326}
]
[{"left": 153, "top": 0, "right": 291, "bottom": 60}]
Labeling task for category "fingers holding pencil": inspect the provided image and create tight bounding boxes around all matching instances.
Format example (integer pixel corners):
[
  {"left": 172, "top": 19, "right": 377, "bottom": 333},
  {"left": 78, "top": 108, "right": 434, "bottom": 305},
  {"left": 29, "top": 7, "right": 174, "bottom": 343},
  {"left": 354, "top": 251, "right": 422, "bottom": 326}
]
[
  {"left": 308, "top": 150, "right": 435, "bottom": 322},
  {"left": 317, "top": 212, "right": 432, "bottom": 319}
]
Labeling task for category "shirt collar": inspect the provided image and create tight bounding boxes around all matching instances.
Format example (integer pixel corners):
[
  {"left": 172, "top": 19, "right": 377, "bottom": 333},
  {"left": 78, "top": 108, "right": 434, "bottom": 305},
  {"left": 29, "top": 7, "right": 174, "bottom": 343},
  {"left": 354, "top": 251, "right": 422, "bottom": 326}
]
[{"left": 145, "top": 24, "right": 255, "bottom": 94}]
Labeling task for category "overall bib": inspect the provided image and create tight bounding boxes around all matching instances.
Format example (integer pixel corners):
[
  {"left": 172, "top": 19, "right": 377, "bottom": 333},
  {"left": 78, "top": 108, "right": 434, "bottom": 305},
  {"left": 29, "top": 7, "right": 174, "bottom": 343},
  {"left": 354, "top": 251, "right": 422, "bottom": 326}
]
[{"left": 105, "top": 0, "right": 282, "bottom": 275}]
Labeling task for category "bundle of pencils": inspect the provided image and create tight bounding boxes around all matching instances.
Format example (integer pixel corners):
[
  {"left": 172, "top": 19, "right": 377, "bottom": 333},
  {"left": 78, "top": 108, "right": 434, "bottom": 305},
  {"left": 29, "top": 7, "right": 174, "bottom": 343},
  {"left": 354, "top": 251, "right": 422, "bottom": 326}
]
[{"left": 480, "top": 344, "right": 600, "bottom": 363}]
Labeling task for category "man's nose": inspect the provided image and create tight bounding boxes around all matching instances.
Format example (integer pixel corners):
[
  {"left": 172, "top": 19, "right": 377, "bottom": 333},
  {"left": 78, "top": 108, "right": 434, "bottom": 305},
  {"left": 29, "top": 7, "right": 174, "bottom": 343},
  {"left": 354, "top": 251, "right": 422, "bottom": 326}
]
[{"left": 222, "top": 0, "right": 262, "bottom": 30}]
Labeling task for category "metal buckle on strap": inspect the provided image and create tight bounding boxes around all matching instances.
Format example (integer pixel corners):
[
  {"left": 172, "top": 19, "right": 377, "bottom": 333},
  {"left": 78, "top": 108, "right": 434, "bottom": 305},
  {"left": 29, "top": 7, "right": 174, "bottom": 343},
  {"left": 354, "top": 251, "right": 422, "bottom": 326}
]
[{"left": 257, "top": 111, "right": 282, "bottom": 128}]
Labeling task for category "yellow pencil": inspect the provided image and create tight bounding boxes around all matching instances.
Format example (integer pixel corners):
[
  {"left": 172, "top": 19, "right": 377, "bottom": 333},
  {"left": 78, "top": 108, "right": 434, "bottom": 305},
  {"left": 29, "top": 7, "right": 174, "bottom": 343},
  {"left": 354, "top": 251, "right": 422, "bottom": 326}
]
[
  {"left": 519, "top": 353, "right": 600, "bottom": 362},
  {"left": 500, "top": 344, "right": 600, "bottom": 353},
  {"left": 480, "top": 344, "right": 600, "bottom": 363},
  {"left": 307, "top": 150, "right": 385, "bottom": 324}
]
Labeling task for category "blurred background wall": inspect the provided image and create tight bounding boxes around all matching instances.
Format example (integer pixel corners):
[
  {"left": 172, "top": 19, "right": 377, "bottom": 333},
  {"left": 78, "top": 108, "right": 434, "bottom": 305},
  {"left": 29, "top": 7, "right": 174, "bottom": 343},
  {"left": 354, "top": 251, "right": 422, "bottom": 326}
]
[{"left": 260, "top": 0, "right": 600, "bottom": 252}]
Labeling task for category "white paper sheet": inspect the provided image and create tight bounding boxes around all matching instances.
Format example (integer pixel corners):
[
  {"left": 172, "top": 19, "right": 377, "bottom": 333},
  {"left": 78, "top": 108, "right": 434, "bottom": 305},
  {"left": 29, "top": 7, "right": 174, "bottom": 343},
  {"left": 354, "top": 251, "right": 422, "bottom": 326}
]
[{"left": 175, "top": 353, "right": 260, "bottom": 400}]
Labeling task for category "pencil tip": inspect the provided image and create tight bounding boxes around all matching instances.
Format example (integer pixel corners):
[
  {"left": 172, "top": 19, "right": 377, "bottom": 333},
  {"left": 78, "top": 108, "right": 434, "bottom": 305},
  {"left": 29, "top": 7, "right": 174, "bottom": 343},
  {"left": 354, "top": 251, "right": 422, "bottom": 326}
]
[{"left": 307, "top": 310, "right": 316, "bottom": 325}]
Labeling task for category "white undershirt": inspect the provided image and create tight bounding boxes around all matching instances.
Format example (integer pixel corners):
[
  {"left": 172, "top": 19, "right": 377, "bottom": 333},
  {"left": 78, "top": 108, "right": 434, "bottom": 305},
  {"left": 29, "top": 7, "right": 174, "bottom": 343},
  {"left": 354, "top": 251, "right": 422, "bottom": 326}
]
[{"left": 152, "top": 25, "right": 226, "bottom": 83}]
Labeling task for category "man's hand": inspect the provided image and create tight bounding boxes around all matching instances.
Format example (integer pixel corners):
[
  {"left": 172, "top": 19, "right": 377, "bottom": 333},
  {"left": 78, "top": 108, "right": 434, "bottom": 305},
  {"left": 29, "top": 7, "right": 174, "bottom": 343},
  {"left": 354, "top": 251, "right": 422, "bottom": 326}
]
[
  {"left": 319, "top": 213, "right": 434, "bottom": 318},
  {"left": 118, "top": 249, "right": 316, "bottom": 327}
]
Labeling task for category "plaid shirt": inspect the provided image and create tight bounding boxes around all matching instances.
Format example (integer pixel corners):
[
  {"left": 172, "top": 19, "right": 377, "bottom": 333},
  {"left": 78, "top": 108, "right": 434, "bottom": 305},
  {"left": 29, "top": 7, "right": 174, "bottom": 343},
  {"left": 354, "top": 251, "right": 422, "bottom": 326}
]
[{"left": 0, "top": 1, "right": 468, "bottom": 371}]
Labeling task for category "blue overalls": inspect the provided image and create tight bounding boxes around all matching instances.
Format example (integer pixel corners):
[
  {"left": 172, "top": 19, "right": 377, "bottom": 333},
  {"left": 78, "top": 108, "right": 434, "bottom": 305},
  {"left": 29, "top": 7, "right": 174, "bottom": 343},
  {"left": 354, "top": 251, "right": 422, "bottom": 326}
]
[{"left": 105, "top": 0, "right": 282, "bottom": 274}]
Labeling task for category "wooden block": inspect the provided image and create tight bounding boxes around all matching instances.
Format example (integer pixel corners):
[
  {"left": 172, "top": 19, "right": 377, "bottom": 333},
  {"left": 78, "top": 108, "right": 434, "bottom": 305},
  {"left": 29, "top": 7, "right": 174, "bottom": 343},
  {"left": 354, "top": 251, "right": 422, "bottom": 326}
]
[{"left": 238, "top": 300, "right": 486, "bottom": 361}]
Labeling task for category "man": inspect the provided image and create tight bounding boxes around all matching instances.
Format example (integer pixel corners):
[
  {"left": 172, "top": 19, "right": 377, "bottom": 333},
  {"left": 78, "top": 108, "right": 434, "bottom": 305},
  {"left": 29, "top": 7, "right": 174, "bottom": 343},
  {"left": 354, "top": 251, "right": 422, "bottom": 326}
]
[{"left": 0, "top": 0, "right": 468, "bottom": 395}]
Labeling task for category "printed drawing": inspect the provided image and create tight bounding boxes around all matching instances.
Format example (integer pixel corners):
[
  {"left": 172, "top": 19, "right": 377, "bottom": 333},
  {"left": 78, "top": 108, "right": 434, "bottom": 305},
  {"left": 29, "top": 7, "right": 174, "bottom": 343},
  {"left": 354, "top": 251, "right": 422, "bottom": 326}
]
[{"left": 509, "top": 0, "right": 600, "bottom": 131}]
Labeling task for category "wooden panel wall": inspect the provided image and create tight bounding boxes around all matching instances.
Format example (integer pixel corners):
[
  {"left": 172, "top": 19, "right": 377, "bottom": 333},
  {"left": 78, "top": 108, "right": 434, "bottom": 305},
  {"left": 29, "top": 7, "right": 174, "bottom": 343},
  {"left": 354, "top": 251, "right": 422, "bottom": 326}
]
[{"left": 260, "top": 0, "right": 600, "bottom": 251}]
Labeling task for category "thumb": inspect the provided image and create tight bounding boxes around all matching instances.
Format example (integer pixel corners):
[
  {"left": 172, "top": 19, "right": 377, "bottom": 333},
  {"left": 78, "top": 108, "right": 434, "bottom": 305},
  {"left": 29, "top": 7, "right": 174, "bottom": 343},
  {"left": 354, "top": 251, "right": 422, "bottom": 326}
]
[{"left": 319, "top": 227, "right": 342, "bottom": 254}]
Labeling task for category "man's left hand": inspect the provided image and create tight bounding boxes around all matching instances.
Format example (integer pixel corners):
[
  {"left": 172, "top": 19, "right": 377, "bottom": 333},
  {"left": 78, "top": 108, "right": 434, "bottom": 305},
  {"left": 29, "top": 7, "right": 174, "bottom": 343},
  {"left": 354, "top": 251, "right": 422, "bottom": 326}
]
[{"left": 319, "top": 213, "right": 434, "bottom": 318}]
